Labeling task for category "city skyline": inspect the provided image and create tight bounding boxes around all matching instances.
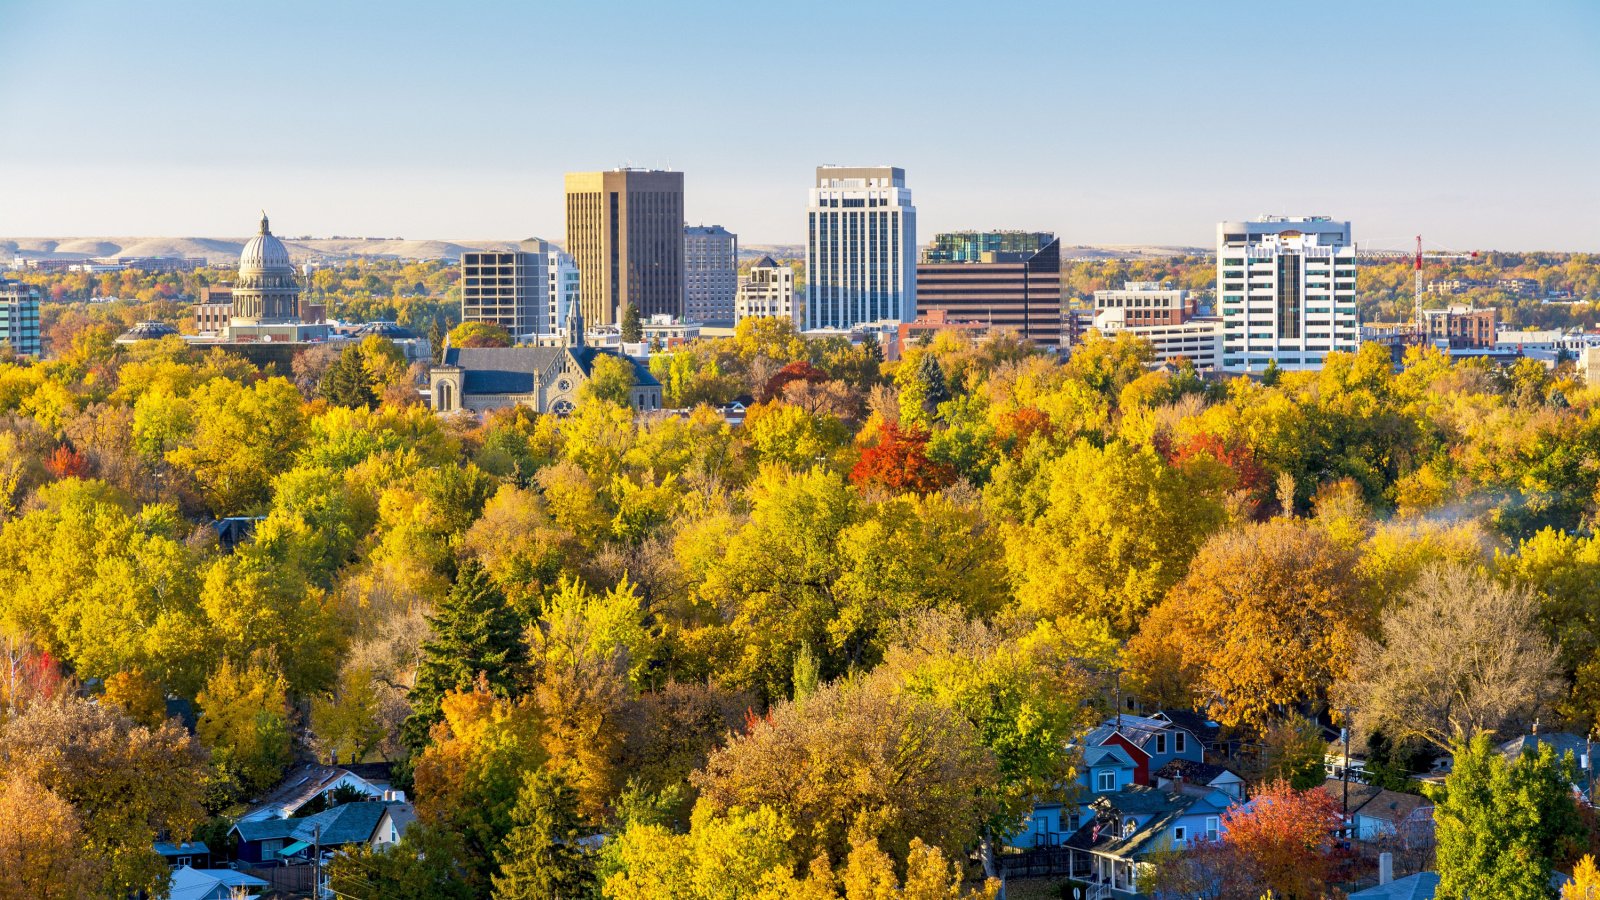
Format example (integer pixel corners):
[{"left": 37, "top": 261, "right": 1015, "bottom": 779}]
[{"left": 0, "top": 0, "right": 1597, "bottom": 251}]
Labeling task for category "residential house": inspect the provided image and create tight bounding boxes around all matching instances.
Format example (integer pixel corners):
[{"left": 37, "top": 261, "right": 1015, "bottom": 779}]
[
  {"left": 154, "top": 841, "right": 212, "bottom": 869},
  {"left": 371, "top": 803, "right": 417, "bottom": 850},
  {"left": 1320, "top": 780, "right": 1434, "bottom": 844},
  {"left": 1347, "top": 871, "right": 1570, "bottom": 900},
  {"left": 167, "top": 865, "right": 270, "bottom": 900},
  {"left": 1500, "top": 729, "right": 1595, "bottom": 793},
  {"left": 1064, "top": 785, "right": 1234, "bottom": 896},
  {"left": 1015, "top": 743, "right": 1138, "bottom": 848},
  {"left": 1154, "top": 759, "right": 1246, "bottom": 801},
  {"left": 239, "top": 764, "right": 385, "bottom": 823},
  {"left": 232, "top": 801, "right": 412, "bottom": 865},
  {"left": 1152, "top": 709, "right": 1223, "bottom": 753},
  {"left": 1090, "top": 715, "right": 1206, "bottom": 786}
]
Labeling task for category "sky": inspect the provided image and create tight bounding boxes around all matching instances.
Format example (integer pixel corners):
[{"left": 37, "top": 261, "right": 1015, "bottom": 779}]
[{"left": 0, "top": 0, "right": 1597, "bottom": 251}]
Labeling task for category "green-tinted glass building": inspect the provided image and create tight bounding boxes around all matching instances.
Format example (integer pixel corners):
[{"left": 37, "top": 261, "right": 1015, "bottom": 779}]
[{"left": 923, "top": 230, "right": 1056, "bottom": 264}]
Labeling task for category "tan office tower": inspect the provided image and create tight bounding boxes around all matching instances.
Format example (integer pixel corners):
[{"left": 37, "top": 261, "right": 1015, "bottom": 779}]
[{"left": 564, "top": 169, "right": 686, "bottom": 326}]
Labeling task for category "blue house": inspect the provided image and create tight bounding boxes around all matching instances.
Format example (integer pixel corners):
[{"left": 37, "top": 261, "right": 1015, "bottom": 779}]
[
  {"left": 1015, "top": 742, "right": 1139, "bottom": 848},
  {"left": 1065, "top": 785, "right": 1234, "bottom": 896},
  {"left": 231, "top": 801, "right": 405, "bottom": 866}
]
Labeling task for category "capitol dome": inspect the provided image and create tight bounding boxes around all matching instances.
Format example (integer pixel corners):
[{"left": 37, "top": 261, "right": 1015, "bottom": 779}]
[
  {"left": 239, "top": 213, "right": 292, "bottom": 273},
  {"left": 230, "top": 212, "right": 301, "bottom": 324}
]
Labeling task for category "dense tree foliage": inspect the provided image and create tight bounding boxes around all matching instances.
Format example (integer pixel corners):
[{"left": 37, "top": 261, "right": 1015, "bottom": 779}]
[{"left": 5, "top": 310, "right": 1600, "bottom": 893}]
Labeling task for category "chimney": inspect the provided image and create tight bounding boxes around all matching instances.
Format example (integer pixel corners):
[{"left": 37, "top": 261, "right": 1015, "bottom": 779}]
[{"left": 1378, "top": 852, "right": 1393, "bottom": 885}]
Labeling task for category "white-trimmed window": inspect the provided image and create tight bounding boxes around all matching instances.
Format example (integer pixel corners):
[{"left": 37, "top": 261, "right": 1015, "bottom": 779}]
[
  {"left": 1096, "top": 769, "right": 1116, "bottom": 791},
  {"left": 1176, "top": 731, "right": 1187, "bottom": 754},
  {"left": 1206, "top": 816, "right": 1220, "bottom": 841},
  {"left": 1173, "top": 826, "right": 1187, "bottom": 844},
  {"left": 1155, "top": 734, "right": 1167, "bottom": 754}
]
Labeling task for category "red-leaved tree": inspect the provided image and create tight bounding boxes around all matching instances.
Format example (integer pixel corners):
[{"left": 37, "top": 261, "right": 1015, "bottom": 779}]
[
  {"left": 761, "top": 360, "right": 829, "bottom": 402},
  {"left": 992, "top": 406, "right": 1054, "bottom": 458},
  {"left": 1220, "top": 779, "right": 1342, "bottom": 899},
  {"left": 849, "top": 423, "right": 955, "bottom": 495},
  {"left": 44, "top": 446, "right": 90, "bottom": 480}
]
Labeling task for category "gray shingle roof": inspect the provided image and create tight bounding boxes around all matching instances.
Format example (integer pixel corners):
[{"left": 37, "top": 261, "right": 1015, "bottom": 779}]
[
  {"left": 233, "top": 801, "right": 404, "bottom": 847},
  {"left": 443, "top": 346, "right": 660, "bottom": 395}
]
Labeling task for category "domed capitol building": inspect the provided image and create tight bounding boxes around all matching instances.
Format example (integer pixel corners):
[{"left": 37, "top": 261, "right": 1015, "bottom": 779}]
[{"left": 231, "top": 212, "right": 302, "bottom": 324}]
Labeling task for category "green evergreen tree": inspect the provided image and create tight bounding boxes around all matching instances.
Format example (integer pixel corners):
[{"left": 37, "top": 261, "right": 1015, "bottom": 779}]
[
  {"left": 1261, "top": 358, "right": 1283, "bottom": 387},
  {"left": 428, "top": 316, "right": 446, "bottom": 363},
  {"left": 319, "top": 347, "right": 376, "bottom": 408},
  {"left": 491, "top": 768, "right": 596, "bottom": 900},
  {"left": 621, "top": 301, "right": 643, "bottom": 344},
  {"left": 915, "top": 352, "right": 951, "bottom": 419},
  {"left": 402, "top": 560, "right": 528, "bottom": 750},
  {"left": 1436, "top": 734, "right": 1585, "bottom": 900},
  {"left": 792, "top": 642, "right": 819, "bottom": 700}
]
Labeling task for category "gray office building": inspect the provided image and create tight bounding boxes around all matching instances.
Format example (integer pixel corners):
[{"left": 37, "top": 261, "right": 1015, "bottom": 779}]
[{"left": 684, "top": 225, "right": 738, "bottom": 325}]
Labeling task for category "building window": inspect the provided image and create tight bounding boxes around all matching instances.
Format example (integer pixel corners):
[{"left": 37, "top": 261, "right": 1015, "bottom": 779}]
[
  {"left": 1206, "top": 816, "right": 1220, "bottom": 841},
  {"left": 1122, "top": 818, "right": 1137, "bottom": 838},
  {"left": 1096, "top": 770, "right": 1116, "bottom": 791},
  {"left": 176, "top": 856, "right": 190, "bottom": 867},
  {"left": 1175, "top": 732, "right": 1186, "bottom": 754},
  {"left": 1155, "top": 734, "right": 1166, "bottom": 755},
  {"left": 1173, "top": 827, "right": 1186, "bottom": 843}
]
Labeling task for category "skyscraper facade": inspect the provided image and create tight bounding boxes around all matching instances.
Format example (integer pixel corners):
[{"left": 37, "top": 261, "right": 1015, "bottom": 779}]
[
  {"left": 565, "top": 169, "right": 685, "bottom": 326},
  {"left": 1217, "top": 216, "right": 1359, "bottom": 372},
  {"left": 915, "top": 238, "right": 1064, "bottom": 349},
  {"left": 923, "top": 230, "right": 1055, "bottom": 263},
  {"left": 460, "top": 239, "right": 578, "bottom": 338},
  {"left": 684, "top": 225, "right": 738, "bottom": 325},
  {"left": 805, "top": 166, "right": 916, "bottom": 330},
  {"left": 0, "top": 280, "right": 41, "bottom": 357}
]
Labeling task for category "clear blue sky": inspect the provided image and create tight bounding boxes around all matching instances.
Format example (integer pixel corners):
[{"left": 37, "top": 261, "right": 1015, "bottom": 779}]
[{"left": 1, "top": 0, "right": 1597, "bottom": 250}]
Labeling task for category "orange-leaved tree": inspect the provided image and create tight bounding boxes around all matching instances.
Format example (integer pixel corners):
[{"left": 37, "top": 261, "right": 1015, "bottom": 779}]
[{"left": 849, "top": 422, "right": 955, "bottom": 495}]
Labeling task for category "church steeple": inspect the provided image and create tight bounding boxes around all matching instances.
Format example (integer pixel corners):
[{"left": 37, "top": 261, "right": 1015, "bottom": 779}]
[{"left": 564, "top": 306, "right": 586, "bottom": 348}]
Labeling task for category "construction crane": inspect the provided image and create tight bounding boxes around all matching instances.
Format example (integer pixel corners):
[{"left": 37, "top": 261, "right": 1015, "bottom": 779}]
[{"left": 1358, "top": 236, "right": 1479, "bottom": 341}]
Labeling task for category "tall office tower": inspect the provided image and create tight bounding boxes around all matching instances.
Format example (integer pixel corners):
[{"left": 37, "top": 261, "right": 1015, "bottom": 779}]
[
  {"left": 0, "top": 280, "right": 42, "bottom": 357},
  {"left": 923, "top": 230, "right": 1055, "bottom": 264},
  {"left": 460, "top": 239, "right": 579, "bottom": 338},
  {"left": 805, "top": 166, "right": 916, "bottom": 330},
  {"left": 684, "top": 225, "right": 737, "bottom": 325},
  {"left": 734, "top": 256, "right": 798, "bottom": 325},
  {"left": 915, "top": 237, "right": 1065, "bottom": 349},
  {"left": 565, "top": 169, "right": 686, "bottom": 326},
  {"left": 1217, "top": 216, "right": 1359, "bottom": 373}
]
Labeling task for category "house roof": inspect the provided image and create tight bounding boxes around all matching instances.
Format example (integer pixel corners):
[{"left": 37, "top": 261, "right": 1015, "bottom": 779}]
[
  {"left": 1083, "top": 744, "right": 1137, "bottom": 770},
  {"left": 1347, "top": 872, "right": 1440, "bottom": 900},
  {"left": 154, "top": 841, "right": 211, "bottom": 857},
  {"left": 246, "top": 764, "right": 368, "bottom": 819},
  {"left": 753, "top": 256, "right": 779, "bottom": 268},
  {"left": 1500, "top": 731, "right": 1589, "bottom": 762},
  {"left": 343, "top": 762, "right": 395, "bottom": 786},
  {"left": 1153, "top": 709, "right": 1222, "bottom": 744},
  {"left": 1096, "top": 714, "right": 1197, "bottom": 752},
  {"left": 443, "top": 345, "right": 660, "bottom": 395},
  {"left": 378, "top": 804, "right": 418, "bottom": 839},
  {"left": 168, "top": 866, "right": 270, "bottom": 900},
  {"left": 1319, "top": 780, "right": 1431, "bottom": 824},
  {"left": 233, "top": 801, "right": 404, "bottom": 847},
  {"left": 1154, "top": 759, "right": 1239, "bottom": 785},
  {"left": 1084, "top": 725, "right": 1149, "bottom": 760},
  {"left": 1064, "top": 786, "right": 1226, "bottom": 859}
]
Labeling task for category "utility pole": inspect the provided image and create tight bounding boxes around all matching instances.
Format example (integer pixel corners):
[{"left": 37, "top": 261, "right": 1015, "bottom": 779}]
[
  {"left": 1339, "top": 707, "right": 1355, "bottom": 841},
  {"left": 313, "top": 822, "right": 322, "bottom": 900}
]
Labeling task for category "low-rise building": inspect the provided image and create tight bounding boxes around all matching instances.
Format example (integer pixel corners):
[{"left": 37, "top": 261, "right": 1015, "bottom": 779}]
[
  {"left": 1091, "top": 309, "right": 1224, "bottom": 370},
  {"left": 1421, "top": 305, "right": 1495, "bottom": 349},
  {"left": 915, "top": 237, "right": 1065, "bottom": 350},
  {"left": 734, "top": 257, "right": 798, "bottom": 325},
  {"left": 1093, "top": 281, "right": 1197, "bottom": 327}
]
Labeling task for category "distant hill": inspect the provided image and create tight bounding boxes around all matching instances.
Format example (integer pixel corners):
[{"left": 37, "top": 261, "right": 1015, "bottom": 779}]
[{"left": 0, "top": 236, "right": 534, "bottom": 266}]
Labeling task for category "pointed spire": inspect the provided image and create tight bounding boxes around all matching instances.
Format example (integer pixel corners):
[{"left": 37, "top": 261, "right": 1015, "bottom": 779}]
[{"left": 259, "top": 211, "right": 270, "bottom": 235}]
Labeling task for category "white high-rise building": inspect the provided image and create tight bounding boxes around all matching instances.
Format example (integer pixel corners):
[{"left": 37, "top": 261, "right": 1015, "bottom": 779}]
[
  {"left": 460, "top": 238, "right": 580, "bottom": 339},
  {"left": 684, "top": 225, "right": 737, "bottom": 325},
  {"left": 735, "top": 256, "right": 798, "bottom": 325},
  {"left": 1217, "top": 216, "right": 1359, "bottom": 372},
  {"left": 805, "top": 166, "right": 916, "bottom": 330}
]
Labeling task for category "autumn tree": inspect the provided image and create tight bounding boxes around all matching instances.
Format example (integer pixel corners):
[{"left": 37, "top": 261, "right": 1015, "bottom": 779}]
[
  {"left": 326, "top": 822, "right": 473, "bottom": 900},
  {"left": 1126, "top": 518, "right": 1366, "bottom": 729},
  {"left": 1335, "top": 563, "right": 1559, "bottom": 751},
  {"left": 1436, "top": 735, "right": 1585, "bottom": 900},
  {"left": 403, "top": 560, "right": 528, "bottom": 750},
  {"left": 196, "top": 651, "right": 294, "bottom": 797},
  {"left": 1005, "top": 438, "right": 1225, "bottom": 634},
  {"left": 849, "top": 422, "right": 956, "bottom": 495},
  {"left": 449, "top": 320, "right": 513, "bottom": 348},
  {"left": 0, "top": 772, "right": 104, "bottom": 900},
  {"left": 0, "top": 695, "right": 208, "bottom": 898},
  {"left": 580, "top": 353, "right": 637, "bottom": 407},
  {"left": 1215, "top": 780, "right": 1341, "bottom": 900},
  {"left": 692, "top": 670, "right": 997, "bottom": 870}
]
